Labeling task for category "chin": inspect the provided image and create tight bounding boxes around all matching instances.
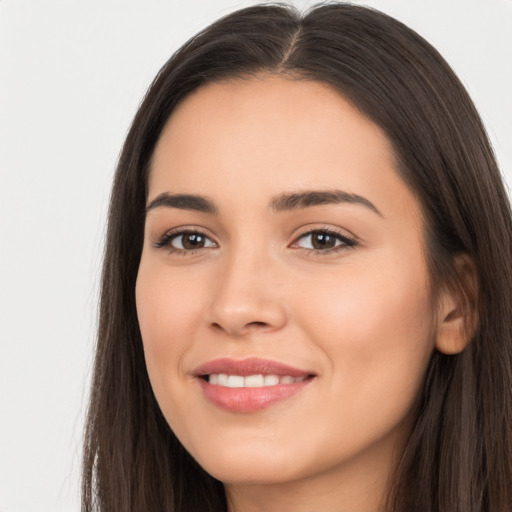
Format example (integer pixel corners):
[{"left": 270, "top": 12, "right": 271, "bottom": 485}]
[
  {"left": 202, "top": 460, "right": 300, "bottom": 486},
  {"left": 190, "top": 444, "right": 309, "bottom": 485}
]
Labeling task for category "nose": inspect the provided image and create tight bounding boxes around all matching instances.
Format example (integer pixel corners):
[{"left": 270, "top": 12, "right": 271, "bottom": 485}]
[{"left": 205, "top": 248, "right": 288, "bottom": 337}]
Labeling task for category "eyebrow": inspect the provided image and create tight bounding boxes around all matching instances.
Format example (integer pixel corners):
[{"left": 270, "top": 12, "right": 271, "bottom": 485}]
[
  {"left": 269, "top": 190, "right": 382, "bottom": 216},
  {"left": 145, "top": 189, "right": 381, "bottom": 217},
  {"left": 145, "top": 193, "right": 218, "bottom": 214}
]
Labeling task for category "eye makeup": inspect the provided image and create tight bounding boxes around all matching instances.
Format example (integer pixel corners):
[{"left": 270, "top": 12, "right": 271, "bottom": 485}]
[{"left": 152, "top": 225, "right": 358, "bottom": 257}]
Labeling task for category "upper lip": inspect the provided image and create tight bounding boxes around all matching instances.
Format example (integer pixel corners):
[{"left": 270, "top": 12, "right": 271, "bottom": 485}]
[{"left": 193, "top": 357, "right": 314, "bottom": 378}]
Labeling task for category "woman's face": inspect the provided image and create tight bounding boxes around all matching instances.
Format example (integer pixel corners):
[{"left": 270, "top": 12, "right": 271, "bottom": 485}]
[{"left": 136, "top": 75, "right": 438, "bottom": 493}]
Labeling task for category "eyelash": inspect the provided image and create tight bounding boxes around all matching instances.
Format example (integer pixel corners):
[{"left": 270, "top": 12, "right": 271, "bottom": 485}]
[
  {"left": 154, "top": 228, "right": 212, "bottom": 256},
  {"left": 154, "top": 227, "right": 358, "bottom": 256},
  {"left": 292, "top": 227, "right": 358, "bottom": 255}
]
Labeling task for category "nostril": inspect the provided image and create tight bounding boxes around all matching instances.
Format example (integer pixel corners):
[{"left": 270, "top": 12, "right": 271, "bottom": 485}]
[
  {"left": 209, "top": 320, "right": 270, "bottom": 336},
  {"left": 248, "top": 321, "right": 268, "bottom": 328}
]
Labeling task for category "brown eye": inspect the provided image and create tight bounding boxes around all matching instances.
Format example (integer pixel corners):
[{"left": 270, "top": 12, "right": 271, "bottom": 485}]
[
  {"left": 180, "top": 233, "right": 206, "bottom": 249},
  {"left": 293, "top": 229, "right": 357, "bottom": 252},
  {"left": 310, "top": 232, "right": 337, "bottom": 250},
  {"left": 167, "top": 231, "right": 216, "bottom": 251}
]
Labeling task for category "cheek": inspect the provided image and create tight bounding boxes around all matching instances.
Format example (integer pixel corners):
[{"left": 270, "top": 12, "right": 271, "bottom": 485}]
[
  {"left": 135, "top": 262, "right": 203, "bottom": 390},
  {"left": 315, "top": 271, "right": 432, "bottom": 350},
  {"left": 298, "top": 254, "right": 435, "bottom": 415}
]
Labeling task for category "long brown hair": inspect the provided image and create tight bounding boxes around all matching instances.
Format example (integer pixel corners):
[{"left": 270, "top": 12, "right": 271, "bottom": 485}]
[{"left": 82, "top": 3, "right": 512, "bottom": 511}]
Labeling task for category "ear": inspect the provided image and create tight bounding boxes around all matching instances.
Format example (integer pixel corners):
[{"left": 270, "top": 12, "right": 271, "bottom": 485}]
[{"left": 435, "top": 254, "right": 479, "bottom": 355}]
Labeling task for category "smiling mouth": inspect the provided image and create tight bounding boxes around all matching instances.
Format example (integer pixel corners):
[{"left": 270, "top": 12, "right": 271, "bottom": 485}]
[
  {"left": 194, "top": 358, "right": 316, "bottom": 412},
  {"left": 204, "top": 373, "right": 310, "bottom": 387}
]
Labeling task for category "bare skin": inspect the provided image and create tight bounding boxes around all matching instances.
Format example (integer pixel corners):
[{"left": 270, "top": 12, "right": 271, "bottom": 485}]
[{"left": 136, "top": 75, "right": 466, "bottom": 511}]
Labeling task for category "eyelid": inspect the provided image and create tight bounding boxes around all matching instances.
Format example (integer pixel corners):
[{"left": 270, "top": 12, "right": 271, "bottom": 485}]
[
  {"left": 290, "top": 225, "right": 359, "bottom": 252},
  {"left": 153, "top": 226, "right": 218, "bottom": 252},
  {"left": 152, "top": 224, "right": 358, "bottom": 256}
]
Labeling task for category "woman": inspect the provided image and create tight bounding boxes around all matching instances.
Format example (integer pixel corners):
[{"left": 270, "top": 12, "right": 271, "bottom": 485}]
[{"left": 82, "top": 3, "right": 512, "bottom": 511}]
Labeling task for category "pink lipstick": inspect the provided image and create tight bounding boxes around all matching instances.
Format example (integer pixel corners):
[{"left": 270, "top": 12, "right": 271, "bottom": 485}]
[{"left": 194, "top": 358, "right": 315, "bottom": 412}]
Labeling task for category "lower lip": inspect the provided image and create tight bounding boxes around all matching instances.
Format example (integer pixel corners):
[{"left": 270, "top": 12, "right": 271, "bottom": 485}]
[{"left": 198, "top": 378, "right": 313, "bottom": 413}]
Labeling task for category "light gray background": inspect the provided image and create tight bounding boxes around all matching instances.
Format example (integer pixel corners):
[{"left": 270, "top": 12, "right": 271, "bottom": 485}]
[{"left": 1, "top": 1, "right": 510, "bottom": 511}]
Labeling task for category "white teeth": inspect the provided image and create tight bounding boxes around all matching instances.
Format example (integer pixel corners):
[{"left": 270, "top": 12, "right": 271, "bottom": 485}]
[
  {"left": 227, "top": 375, "right": 244, "bottom": 388},
  {"left": 217, "top": 374, "right": 228, "bottom": 386},
  {"left": 264, "top": 375, "right": 279, "bottom": 386},
  {"left": 207, "top": 374, "right": 307, "bottom": 387},
  {"left": 245, "top": 374, "right": 264, "bottom": 387}
]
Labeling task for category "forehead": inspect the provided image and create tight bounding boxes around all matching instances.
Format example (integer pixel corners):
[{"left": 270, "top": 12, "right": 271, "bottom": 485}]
[{"left": 149, "top": 74, "right": 420, "bottom": 223}]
